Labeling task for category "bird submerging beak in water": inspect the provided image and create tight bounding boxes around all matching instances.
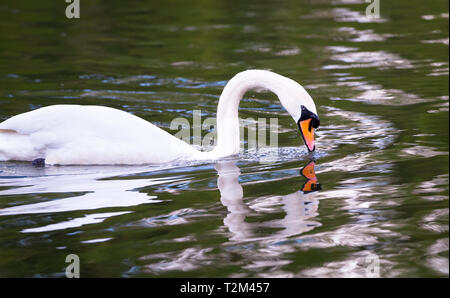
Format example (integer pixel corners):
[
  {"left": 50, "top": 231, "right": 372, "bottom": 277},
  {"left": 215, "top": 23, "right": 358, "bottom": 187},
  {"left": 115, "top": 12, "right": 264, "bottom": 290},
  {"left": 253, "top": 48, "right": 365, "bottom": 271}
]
[{"left": 0, "top": 70, "right": 320, "bottom": 165}]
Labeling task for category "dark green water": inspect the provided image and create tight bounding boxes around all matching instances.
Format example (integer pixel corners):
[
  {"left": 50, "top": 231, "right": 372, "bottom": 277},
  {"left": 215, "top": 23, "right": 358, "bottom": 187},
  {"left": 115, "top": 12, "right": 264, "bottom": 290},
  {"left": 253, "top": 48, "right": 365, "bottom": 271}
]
[{"left": 0, "top": 0, "right": 448, "bottom": 277}]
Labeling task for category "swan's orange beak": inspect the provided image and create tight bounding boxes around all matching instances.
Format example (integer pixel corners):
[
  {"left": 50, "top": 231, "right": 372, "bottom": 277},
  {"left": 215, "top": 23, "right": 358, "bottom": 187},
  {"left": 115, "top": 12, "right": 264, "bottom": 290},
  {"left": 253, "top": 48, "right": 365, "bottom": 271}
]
[{"left": 299, "top": 118, "right": 315, "bottom": 152}]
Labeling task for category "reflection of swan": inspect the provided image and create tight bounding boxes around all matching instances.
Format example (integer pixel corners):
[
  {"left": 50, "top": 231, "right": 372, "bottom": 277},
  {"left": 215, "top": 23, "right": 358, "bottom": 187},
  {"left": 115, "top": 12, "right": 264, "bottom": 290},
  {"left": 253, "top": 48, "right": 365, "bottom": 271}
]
[
  {"left": 0, "top": 70, "right": 319, "bottom": 165},
  {"left": 0, "top": 165, "right": 178, "bottom": 233},
  {"left": 0, "top": 166, "right": 172, "bottom": 216},
  {"left": 215, "top": 160, "right": 321, "bottom": 242}
]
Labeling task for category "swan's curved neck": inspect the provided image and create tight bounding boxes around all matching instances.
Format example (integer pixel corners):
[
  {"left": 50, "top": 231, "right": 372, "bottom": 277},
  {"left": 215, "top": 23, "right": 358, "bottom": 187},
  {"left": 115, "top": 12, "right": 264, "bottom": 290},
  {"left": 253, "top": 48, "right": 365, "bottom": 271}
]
[{"left": 209, "top": 70, "right": 293, "bottom": 158}]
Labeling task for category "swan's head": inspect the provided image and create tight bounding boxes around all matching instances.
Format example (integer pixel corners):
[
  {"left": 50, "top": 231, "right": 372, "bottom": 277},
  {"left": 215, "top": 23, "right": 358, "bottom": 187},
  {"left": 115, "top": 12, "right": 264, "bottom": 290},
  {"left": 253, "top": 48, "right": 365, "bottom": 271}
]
[
  {"left": 274, "top": 74, "right": 320, "bottom": 152},
  {"left": 297, "top": 104, "right": 320, "bottom": 152}
]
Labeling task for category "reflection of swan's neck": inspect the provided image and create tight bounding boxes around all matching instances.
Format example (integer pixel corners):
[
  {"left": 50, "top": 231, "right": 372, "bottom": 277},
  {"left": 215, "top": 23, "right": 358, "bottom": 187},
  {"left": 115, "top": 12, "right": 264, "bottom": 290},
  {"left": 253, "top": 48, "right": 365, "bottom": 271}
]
[
  {"left": 215, "top": 161, "right": 251, "bottom": 239},
  {"left": 195, "top": 70, "right": 308, "bottom": 159},
  {"left": 215, "top": 161, "right": 243, "bottom": 202}
]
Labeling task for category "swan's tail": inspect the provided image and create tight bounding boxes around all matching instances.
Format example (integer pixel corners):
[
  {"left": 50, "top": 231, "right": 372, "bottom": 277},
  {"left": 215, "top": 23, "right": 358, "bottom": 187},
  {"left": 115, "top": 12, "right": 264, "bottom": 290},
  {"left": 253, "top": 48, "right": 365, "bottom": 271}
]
[{"left": 0, "top": 130, "right": 38, "bottom": 162}]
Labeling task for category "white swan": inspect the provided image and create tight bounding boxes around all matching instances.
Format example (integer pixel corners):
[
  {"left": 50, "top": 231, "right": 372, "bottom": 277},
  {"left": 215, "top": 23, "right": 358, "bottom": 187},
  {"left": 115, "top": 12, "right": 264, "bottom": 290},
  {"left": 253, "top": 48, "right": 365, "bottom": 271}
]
[{"left": 0, "top": 70, "right": 320, "bottom": 165}]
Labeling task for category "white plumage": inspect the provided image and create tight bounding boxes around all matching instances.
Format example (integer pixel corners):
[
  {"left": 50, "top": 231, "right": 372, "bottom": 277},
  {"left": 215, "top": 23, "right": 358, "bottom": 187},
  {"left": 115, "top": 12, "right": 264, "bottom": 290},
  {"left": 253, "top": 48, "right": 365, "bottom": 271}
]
[{"left": 0, "top": 105, "right": 197, "bottom": 164}]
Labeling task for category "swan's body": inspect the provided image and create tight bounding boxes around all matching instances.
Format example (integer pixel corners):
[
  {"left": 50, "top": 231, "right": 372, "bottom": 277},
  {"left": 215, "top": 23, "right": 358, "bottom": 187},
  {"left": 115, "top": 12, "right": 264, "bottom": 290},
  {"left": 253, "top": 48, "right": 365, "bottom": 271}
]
[
  {"left": 0, "top": 105, "right": 198, "bottom": 164},
  {"left": 0, "top": 70, "right": 319, "bottom": 165}
]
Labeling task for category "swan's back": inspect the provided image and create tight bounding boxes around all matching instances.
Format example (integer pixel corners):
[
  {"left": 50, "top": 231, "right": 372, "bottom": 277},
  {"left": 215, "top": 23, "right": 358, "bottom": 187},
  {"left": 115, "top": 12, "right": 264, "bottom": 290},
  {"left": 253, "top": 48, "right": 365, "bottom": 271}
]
[
  {"left": 2, "top": 105, "right": 150, "bottom": 137},
  {"left": 0, "top": 105, "right": 195, "bottom": 165}
]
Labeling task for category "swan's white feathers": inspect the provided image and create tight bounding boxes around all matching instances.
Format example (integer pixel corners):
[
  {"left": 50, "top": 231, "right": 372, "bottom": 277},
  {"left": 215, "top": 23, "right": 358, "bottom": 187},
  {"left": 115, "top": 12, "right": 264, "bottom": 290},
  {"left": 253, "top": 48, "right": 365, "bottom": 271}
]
[{"left": 0, "top": 105, "right": 196, "bottom": 165}]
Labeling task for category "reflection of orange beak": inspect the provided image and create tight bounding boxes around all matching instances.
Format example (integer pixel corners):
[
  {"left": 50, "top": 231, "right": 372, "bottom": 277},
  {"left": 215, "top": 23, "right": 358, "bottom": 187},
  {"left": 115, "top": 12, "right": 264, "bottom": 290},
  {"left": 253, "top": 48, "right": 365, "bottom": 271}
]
[
  {"left": 300, "top": 161, "right": 321, "bottom": 193},
  {"left": 299, "top": 119, "right": 315, "bottom": 152},
  {"left": 302, "top": 179, "right": 320, "bottom": 193},
  {"left": 301, "top": 161, "right": 317, "bottom": 180}
]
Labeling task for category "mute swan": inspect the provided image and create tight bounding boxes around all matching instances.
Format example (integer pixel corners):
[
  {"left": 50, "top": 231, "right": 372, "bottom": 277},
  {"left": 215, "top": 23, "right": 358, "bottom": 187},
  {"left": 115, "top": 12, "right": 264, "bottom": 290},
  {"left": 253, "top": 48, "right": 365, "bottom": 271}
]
[{"left": 0, "top": 70, "right": 320, "bottom": 165}]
